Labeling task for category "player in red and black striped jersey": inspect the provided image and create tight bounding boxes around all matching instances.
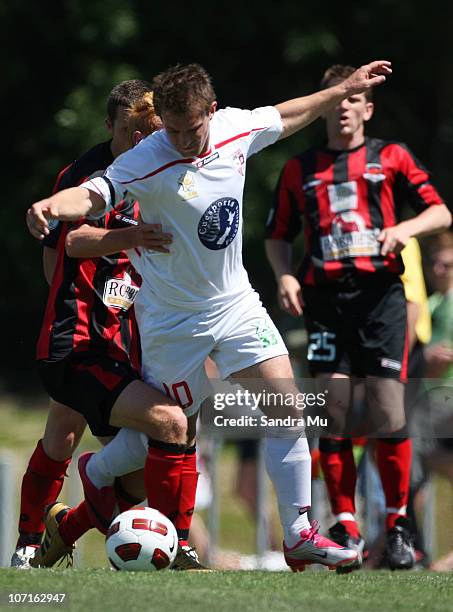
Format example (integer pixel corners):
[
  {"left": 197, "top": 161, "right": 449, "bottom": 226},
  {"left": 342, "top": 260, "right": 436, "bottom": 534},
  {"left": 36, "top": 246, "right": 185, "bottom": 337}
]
[
  {"left": 13, "top": 82, "right": 183, "bottom": 569},
  {"left": 38, "top": 142, "right": 142, "bottom": 370},
  {"left": 266, "top": 64, "right": 451, "bottom": 571}
]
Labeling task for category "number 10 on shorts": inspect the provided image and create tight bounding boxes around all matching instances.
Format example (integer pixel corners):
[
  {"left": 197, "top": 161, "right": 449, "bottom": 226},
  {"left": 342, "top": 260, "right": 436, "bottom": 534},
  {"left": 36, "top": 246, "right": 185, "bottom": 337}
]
[
  {"left": 307, "top": 332, "right": 336, "bottom": 362},
  {"left": 163, "top": 381, "right": 194, "bottom": 409}
]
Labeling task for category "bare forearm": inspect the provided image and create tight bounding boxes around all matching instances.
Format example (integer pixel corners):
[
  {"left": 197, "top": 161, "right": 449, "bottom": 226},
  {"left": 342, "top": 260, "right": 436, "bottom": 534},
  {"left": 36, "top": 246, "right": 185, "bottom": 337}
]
[
  {"left": 265, "top": 239, "right": 294, "bottom": 279},
  {"left": 275, "top": 83, "right": 348, "bottom": 139},
  {"left": 48, "top": 187, "right": 102, "bottom": 220},
  {"left": 27, "top": 187, "right": 107, "bottom": 240},
  {"left": 275, "top": 60, "right": 391, "bottom": 139},
  {"left": 400, "top": 204, "right": 452, "bottom": 238},
  {"left": 65, "top": 225, "right": 141, "bottom": 258}
]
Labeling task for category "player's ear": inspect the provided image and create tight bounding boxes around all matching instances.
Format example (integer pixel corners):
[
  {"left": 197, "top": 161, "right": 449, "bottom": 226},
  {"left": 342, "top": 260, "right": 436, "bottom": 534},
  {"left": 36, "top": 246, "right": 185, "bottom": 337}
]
[
  {"left": 364, "top": 102, "right": 374, "bottom": 122},
  {"left": 208, "top": 101, "right": 217, "bottom": 119},
  {"left": 105, "top": 117, "right": 113, "bottom": 134},
  {"left": 133, "top": 130, "right": 144, "bottom": 146}
]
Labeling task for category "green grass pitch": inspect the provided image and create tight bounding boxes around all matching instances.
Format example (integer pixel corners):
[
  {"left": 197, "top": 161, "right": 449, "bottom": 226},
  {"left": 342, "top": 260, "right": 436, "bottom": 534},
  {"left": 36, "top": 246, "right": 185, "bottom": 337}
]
[{"left": 1, "top": 570, "right": 453, "bottom": 612}]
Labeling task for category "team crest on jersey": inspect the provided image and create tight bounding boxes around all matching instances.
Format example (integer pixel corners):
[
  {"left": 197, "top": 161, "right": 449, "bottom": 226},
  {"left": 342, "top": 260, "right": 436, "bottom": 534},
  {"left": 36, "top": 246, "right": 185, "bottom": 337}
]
[
  {"left": 364, "top": 163, "right": 386, "bottom": 183},
  {"left": 103, "top": 271, "right": 139, "bottom": 311},
  {"left": 198, "top": 198, "right": 240, "bottom": 250},
  {"left": 232, "top": 149, "right": 245, "bottom": 175},
  {"left": 177, "top": 171, "right": 198, "bottom": 200}
]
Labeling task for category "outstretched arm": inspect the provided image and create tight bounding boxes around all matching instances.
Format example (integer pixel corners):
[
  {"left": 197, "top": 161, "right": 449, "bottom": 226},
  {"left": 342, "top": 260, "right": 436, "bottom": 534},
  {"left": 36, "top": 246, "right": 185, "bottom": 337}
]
[
  {"left": 26, "top": 187, "right": 106, "bottom": 240},
  {"left": 65, "top": 223, "right": 173, "bottom": 257},
  {"left": 276, "top": 60, "right": 392, "bottom": 139}
]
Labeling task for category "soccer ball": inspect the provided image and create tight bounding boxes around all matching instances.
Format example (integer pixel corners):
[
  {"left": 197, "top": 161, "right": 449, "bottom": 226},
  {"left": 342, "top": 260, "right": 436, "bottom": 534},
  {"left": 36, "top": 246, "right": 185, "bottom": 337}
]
[{"left": 105, "top": 506, "right": 178, "bottom": 571}]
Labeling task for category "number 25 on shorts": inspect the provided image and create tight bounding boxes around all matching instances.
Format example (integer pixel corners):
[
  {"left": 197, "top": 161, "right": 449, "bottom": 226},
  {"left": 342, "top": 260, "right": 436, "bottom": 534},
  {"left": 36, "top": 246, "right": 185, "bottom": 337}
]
[{"left": 307, "top": 332, "right": 336, "bottom": 362}]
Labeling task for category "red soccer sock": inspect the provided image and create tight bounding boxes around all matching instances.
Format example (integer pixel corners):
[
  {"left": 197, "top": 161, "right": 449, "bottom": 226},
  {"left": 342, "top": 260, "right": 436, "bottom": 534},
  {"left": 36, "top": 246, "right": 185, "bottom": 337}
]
[
  {"left": 58, "top": 502, "right": 93, "bottom": 546},
  {"left": 144, "top": 441, "right": 185, "bottom": 524},
  {"left": 319, "top": 437, "right": 358, "bottom": 532},
  {"left": 339, "top": 520, "right": 361, "bottom": 540},
  {"left": 376, "top": 438, "right": 412, "bottom": 529},
  {"left": 18, "top": 439, "right": 71, "bottom": 544},
  {"left": 174, "top": 445, "right": 199, "bottom": 546}
]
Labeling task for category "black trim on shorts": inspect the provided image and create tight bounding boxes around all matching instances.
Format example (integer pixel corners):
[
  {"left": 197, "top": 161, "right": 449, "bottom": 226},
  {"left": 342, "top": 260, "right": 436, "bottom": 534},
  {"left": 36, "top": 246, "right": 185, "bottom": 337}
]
[
  {"left": 303, "top": 276, "right": 407, "bottom": 380},
  {"left": 37, "top": 353, "right": 140, "bottom": 436}
]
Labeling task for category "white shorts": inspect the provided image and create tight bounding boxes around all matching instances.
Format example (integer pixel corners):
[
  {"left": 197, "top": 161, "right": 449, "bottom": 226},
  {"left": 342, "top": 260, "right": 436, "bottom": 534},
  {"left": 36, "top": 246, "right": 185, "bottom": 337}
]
[{"left": 135, "top": 290, "right": 288, "bottom": 416}]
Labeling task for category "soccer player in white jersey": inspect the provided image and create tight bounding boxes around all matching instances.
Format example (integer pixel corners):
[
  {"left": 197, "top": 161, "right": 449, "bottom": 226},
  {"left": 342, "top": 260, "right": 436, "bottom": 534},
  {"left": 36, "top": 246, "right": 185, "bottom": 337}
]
[{"left": 27, "top": 60, "right": 392, "bottom": 571}]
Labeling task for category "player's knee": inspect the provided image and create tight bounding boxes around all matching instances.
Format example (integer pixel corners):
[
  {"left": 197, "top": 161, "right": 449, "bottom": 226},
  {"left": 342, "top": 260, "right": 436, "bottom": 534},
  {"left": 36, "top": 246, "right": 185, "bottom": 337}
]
[
  {"left": 148, "top": 404, "right": 187, "bottom": 445},
  {"left": 42, "top": 432, "right": 76, "bottom": 461}
]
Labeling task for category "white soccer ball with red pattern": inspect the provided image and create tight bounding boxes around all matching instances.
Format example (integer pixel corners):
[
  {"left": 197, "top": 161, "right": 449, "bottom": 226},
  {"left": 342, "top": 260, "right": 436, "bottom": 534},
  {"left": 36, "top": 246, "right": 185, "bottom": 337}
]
[{"left": 105, "top": 506, "right": 178, "bottom": 571}]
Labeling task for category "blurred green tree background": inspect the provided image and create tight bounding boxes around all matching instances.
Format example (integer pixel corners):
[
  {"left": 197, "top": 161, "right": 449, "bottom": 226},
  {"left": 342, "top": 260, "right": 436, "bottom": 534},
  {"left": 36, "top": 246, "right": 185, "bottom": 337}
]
[{"left": 2, "top": 0, "right": 452, "bottom": 392}]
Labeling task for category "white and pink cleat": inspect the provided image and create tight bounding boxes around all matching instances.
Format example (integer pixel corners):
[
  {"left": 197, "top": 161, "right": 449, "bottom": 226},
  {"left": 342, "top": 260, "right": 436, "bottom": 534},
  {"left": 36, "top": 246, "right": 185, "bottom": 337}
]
[{"left": 284, "top": 521, "right": 358, "bottom": 572}]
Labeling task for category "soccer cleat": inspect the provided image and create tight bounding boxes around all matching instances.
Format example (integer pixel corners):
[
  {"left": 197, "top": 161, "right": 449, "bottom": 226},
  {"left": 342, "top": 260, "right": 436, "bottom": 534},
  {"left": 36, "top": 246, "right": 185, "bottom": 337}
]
[
  {"left": 283, "top": 520, "right": 358, "bottom": 572},
  {"left": 10, "top": 545, "right": 40, "bottom": 569},
  {"left": 170, "top": 545, "right": 212, "bottom": 571},
  {"left": 29, "top": 503, "right": 75, "bottom": 568},
  {"left": 328, "top": 522, "right": 365, "bottom": 574},
  {"left": 78, "top": 452, "right": 116, "bottom": 535},
  {"left": 386, "top": 517, "right": 415, "bottom": 570}
]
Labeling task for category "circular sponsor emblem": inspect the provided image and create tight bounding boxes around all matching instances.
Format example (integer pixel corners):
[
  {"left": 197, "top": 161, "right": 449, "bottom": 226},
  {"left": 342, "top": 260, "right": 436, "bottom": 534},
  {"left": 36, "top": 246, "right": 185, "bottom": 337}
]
[{"left": 198, "top": 198, "right": 240, "bottom": 250}]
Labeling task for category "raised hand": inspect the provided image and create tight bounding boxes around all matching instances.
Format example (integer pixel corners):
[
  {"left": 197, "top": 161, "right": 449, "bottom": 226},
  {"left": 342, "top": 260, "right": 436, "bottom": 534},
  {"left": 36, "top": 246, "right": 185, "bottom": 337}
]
[{"left": 342, "top": 60, "right": 392, "bottom": 96}]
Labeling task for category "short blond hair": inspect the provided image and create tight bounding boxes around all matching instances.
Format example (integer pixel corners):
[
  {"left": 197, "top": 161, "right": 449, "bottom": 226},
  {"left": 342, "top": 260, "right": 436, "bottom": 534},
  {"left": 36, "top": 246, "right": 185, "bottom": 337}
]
[{"left": 127, "top": 92, "right": 162, "bottom": 142}]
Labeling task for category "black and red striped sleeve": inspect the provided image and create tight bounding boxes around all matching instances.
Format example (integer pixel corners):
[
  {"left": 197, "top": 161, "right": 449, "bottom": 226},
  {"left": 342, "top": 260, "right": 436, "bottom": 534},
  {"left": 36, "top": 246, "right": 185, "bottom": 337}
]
[
  {"left": 265, "top": 158, "right": 304, "bottom": 242},
  {"left": 387, "top": 143, "right": 444, "bottom": 214}
]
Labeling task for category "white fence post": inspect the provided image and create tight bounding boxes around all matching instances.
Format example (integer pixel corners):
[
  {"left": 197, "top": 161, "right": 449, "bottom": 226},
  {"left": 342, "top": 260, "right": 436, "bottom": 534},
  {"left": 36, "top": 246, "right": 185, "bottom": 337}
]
[
  {"left": 256, "top": 439, "right": 270, "bottom": 567},
  {"left": 0, "top": 452, "right": 14, "bottom": 567},
  {"left": 206, "top": 439, "right": 222, "bottom": 566}
]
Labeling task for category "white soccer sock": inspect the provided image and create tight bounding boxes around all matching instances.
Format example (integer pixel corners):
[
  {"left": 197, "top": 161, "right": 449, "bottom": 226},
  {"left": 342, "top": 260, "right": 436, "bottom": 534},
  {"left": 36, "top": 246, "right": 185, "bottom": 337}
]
[
  {"left": 264, "top": 435, "right": 312, "bottom": 547},
  {"left": 335, "top": 512, "right": 356, "bottom": 523},
  {"left": 86, "top": 428, "right": 148, "bottom": 489}
]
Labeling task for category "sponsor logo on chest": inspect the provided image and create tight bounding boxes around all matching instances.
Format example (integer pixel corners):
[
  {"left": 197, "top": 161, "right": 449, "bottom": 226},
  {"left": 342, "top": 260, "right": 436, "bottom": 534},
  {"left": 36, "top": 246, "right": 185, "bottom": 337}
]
[
  {"left": 193, "top": 151, "right": 219, "bottom": 169},
  {"left": 103, "top": 271, "right": 139, "bottom": 311},
  {"left": 198, "top": 197, "right": 240, "bottom": 250}
]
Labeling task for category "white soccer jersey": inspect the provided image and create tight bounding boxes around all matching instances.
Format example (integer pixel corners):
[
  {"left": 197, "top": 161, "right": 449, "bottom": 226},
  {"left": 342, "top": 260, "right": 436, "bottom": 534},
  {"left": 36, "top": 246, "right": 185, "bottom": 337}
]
[{"left": 82, "top": 106, "right": 283, "bottom": 309}]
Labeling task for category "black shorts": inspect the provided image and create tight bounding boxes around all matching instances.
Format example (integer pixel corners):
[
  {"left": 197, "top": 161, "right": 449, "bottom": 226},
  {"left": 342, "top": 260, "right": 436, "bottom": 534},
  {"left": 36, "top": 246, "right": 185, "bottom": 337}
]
[
  {"left": 37, "top": 353, "right": 140, "bottom": 436},
  {"left": 303, "top": 276, "right": 408, "bottom": 380}
]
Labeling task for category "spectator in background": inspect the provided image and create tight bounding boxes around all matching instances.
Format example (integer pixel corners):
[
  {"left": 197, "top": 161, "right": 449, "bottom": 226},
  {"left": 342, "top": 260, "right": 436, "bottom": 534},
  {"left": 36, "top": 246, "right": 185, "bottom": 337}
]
[
  {"left": 401, "top": 237, "right": 433, "bottom": 567},
  {"left": 424, "top": 231, "right": 453, "bottom": 379},
  {"left": 415, "top": 230, "right": 453, "bottom": 571}
]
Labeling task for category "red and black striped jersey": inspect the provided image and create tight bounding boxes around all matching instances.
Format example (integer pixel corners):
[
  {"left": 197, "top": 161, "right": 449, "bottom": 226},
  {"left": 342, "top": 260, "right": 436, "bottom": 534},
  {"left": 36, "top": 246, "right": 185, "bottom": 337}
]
[
  {"left": 37, "top": 141, "right": 142, "bottom": 368},
  {"left": 266, "top": 137, "right": 444, "bottom": 286}
]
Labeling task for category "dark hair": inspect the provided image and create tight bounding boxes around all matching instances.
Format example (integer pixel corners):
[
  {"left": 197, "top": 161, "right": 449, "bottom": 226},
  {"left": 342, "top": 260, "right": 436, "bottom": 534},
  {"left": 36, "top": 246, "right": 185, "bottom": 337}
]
[
  {"left": 107, "top": 79, "right": 152, "bottom": 123},
  {"left": 152, "top": 63, "right": 216, "bottom": 116},
  {"left": 321, "top": 64, "right": 373, "bottom": 102}
]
